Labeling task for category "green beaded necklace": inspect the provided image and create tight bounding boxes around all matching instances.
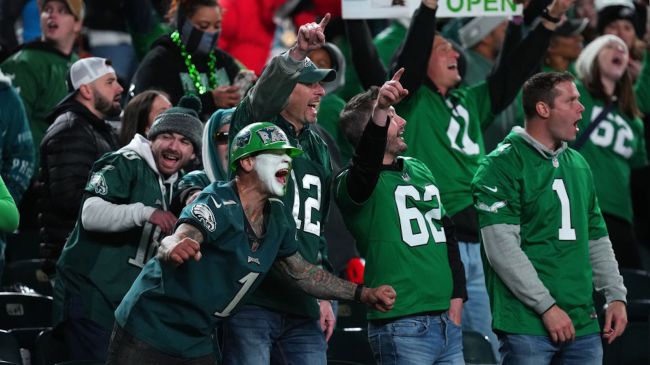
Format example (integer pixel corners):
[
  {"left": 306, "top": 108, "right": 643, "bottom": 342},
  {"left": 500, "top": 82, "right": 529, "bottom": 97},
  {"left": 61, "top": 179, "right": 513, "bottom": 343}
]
[{"left": 171, "top": 30, "right": 217, "bottom": 95}]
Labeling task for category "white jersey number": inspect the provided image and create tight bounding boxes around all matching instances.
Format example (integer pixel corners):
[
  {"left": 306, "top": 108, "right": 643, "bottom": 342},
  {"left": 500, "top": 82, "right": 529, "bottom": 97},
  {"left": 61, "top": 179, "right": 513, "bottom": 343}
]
[
  {"left": 128, "top": 222, "right": 161, "bottom": 268},
  {"left": 552, "top": 179, "right": 576, "bottom": 240},
  {"left": 291, "top": 172, "right": 322, "bottom": 237},
  {"left": 214, "top": 272, "right": 260, "bottom": 317},
  {"left": 395, "top": 185, "right": 446, "bottom": 247},
  {"left": 589, "top": 106, "right": 634, "bottom": 158},
  {"left": 446, "top": 102, "right": 480, "bottom": 155}
]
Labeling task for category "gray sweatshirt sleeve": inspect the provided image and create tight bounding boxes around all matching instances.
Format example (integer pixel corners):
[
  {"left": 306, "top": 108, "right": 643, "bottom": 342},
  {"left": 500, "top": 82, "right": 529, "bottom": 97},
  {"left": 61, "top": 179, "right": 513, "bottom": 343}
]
[
  {"left": 590, "top": 235, "right": 627, "bottom": 304},
  {"left": 481, "top": 223, "right": 556, "bottom": 315},
  {"left": 245, "top": 51, "right": 305, "bottom": 122},
  {"left": 81, "top": 196, "right": 157, "bottom": 232}
]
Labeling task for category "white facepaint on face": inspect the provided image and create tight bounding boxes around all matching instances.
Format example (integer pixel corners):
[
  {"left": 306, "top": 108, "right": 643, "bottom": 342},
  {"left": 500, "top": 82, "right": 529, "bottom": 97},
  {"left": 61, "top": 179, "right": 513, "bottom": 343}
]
[{"left": 254, "top": 152, "right": 292, "bottom": 196}]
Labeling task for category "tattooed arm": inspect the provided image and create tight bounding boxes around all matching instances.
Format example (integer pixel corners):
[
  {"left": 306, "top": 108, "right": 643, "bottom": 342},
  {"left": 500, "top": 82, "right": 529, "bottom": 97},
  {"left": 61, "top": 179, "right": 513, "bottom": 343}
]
[
  {"left": 157, "top": 223, "right": 205, "bottom": 265},
  {"left": 275, "top": 251, "right": 396, "bottom": 312}
]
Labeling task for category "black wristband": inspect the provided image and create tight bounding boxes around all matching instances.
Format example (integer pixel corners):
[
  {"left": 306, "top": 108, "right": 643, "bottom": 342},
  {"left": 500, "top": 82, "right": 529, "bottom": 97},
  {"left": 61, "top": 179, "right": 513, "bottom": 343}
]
[
  {"left": 354, "top": 284, "right": 364, "bottom": 303},
  {"left": 541, "top": 8, "right": 561, "bottom": 23}
]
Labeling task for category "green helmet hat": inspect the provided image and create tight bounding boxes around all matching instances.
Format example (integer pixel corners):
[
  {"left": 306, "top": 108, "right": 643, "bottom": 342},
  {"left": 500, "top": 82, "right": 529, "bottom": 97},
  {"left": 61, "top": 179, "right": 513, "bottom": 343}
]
[{"left": 230, "top": 122, "right": 302, "bottom": 171}]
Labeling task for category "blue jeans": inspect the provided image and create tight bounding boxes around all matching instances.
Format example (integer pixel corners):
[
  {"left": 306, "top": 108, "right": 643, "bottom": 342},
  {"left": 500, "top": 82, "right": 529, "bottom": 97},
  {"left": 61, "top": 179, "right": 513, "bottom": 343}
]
[
  {"left": 221, "top": 304, "right": 327, "bottom": 365},
  {"left": 459, "top": 241, "right": 500, "bottom": 360},
  {"left": 499, "top": 333, "right": 603, "bottom": 365},
  {"left": 367, "top": 312, "right": 464, "bottom": 365}
]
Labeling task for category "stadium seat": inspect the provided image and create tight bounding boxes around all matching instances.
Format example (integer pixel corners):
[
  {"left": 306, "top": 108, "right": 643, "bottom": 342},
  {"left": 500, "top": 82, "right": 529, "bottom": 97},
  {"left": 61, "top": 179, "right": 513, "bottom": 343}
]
[
  {"left": 327, "top": 328, "right": 374, "bottom": 365},
  {"left": 1, "top": 259, "right": 53, "bottom": 297},
  {"left": 0, "top": 292, "right": 53, "bottom": 330},
  {"left": 335, "top": 300, "right": 367, "bottom": 330},
  {"left": 32, "top": 328, "right": 68, "bottom": 365},
  {"left": 463, "top": 330, "right": 497, "bottom": 364},
  {"left": 0, "top": 330, "right": 21, "bottom": 365}
]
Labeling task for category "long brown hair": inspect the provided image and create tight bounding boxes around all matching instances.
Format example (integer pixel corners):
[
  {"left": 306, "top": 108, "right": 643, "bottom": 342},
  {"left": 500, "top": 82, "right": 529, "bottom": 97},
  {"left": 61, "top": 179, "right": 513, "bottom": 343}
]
[
  {"left": 120, "top": 90, "right": 170, "bottom": 146},
  {"left": 583, "top": 60, "right": 641, "bottom": 119}
]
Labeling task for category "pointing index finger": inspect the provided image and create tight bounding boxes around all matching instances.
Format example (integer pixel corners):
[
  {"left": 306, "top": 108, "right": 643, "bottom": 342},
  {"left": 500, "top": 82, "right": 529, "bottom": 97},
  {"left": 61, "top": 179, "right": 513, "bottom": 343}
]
[
  {"left": 392, "top": 67, "right": 405, "bottom": 81},
  {"left": 318, "top": 13, "right": 331, "bottom": 31}
]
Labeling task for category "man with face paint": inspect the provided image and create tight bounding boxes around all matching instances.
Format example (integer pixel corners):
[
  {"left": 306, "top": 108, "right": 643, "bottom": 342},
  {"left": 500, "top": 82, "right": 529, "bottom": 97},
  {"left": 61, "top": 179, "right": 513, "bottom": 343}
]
[
  {"left": 39, "top": 57, "right": 121, "bottom": 278},
  {"left": 222, "top": 14, "right": 339, "bottom": 365},
  {"left": 106, "top": 122, "right": 397, "bottom": 365},
  {"left": 52, "top": 95, "right": 204, "bottom": 362},
  {"left": 129, "top": 0, "right": 244, "bottom": 120}
]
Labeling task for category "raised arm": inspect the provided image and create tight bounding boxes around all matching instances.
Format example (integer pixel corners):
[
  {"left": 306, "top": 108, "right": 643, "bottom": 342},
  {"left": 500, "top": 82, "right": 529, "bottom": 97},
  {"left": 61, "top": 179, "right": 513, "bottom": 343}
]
[
  {"left": 391, "top": 0, "right": 438, "bottom": 95},
  {"left": 487, "top": 0, "right": 573, "bottom": 114},
  {"left": 344, "top": 19, "right": 387, "bottom": 88},
  {"left": 275, "top": 251, "right": 396, "bottom": 312}
]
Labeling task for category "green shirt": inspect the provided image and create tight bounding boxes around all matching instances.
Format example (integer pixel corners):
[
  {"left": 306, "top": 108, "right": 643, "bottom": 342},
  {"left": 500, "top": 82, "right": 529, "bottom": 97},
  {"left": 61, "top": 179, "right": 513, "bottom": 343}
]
[
  {"left": 335, "top": 157, "right": 453, "bottom": 320},
  {"left": 397, "top": 81, "right": 493, "bottom": 216},
  {"left": 55, "top": 148, "right": 171, "bottom": 330},
  {"left": 115, "top": 182, "right": 298, "bottom": 358},
  {"left": 472, "top": 131, "right": 608, "bottom": 336},
  {"left": 574, "top": 81, "right": 648, "bottom": 223}
]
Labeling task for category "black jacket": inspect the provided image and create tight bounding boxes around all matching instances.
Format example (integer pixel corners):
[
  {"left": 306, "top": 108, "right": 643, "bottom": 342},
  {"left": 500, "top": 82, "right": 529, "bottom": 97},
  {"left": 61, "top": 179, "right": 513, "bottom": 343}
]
[
  {"left": 38, "top": 99, "right": 119, "bottom": 263},
  {"left": 130, "top": 35, "right": 241, "bottom": 120}
]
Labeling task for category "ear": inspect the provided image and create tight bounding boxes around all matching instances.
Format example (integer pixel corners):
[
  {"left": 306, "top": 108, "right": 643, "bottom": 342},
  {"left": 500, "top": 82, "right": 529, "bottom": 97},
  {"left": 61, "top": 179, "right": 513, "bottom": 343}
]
[
  {"left": 536, "top": 102, "right": 551, "bottom": 118},
  {"left": 239, "top": 156, "right": 255, "bottom": 173},
  {"left": 78, "top": 84, "right": 93, "bottom": 100}
]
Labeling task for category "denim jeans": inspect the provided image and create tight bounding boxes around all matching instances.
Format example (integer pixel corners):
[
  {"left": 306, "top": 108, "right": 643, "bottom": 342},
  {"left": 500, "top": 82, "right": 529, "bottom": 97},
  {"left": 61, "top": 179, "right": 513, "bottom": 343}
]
[
  {"left": 221, "top": 304, "right": 327, "bottom": 365},
  {"left": 499, "top": 333, "right": 603, "bottom": 365},
  {"left": 106, "top": 324, "right": 215, "bottom": 365},
  {"left": 459, "top": 241, "right": 500, "bottom": 360},
  {"left": 60, "top": 292, "right": 111, "bottom": 362},
  {"left": 367, "top": 312, "right": 464, "bottom": 365}
]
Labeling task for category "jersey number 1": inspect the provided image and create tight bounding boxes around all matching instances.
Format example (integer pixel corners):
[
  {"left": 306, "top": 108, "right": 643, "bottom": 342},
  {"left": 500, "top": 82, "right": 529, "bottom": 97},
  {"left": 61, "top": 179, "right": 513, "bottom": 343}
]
[
  {"left": 214, "top": 272, "right": 260, "bottom": 317},
  {"left": 552, "top": 179, "right": 576, "bottom": 240}
]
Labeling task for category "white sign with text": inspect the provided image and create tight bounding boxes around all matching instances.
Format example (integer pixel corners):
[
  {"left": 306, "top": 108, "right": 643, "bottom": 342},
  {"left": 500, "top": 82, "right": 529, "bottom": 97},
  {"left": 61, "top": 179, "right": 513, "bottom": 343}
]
[{"left": 342, "top": 0, "right": 523, "bottom": 18}]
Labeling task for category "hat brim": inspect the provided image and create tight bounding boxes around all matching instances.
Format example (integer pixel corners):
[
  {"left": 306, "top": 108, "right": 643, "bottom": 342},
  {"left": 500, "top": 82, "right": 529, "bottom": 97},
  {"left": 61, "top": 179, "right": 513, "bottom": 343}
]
[
  {"left": 54, "top": 90, "right": 78, "bottom": 108},
  {"left": 298, "top": 68, "right": 336, "bottom": 84}
]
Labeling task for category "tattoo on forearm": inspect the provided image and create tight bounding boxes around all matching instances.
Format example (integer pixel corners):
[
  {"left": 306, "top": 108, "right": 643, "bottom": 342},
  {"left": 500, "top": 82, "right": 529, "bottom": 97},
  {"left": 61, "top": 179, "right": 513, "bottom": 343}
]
[
  {"left": 276, "top": 252, "right": 356, "bottom": 301},
  {"left": 176, "top": 223, "right": 204, "bottom": 243}
]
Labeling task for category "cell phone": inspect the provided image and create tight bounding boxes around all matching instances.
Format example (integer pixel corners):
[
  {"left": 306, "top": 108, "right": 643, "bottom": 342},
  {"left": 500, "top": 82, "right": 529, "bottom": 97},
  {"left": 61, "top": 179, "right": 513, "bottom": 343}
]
[{"left": 233, "top": 70, "right": 256, "bottom": 98}]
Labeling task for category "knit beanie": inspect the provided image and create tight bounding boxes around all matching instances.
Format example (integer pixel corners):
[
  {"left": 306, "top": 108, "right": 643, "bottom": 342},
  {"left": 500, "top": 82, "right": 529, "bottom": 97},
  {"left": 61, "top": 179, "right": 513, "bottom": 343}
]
[
  {"left": 597, "top": 3, "right": 636, "bottom": 34},
  {"left": 147, "top": 95, "right": 203, "bottom": 151},
  {"left": 575, "top": 34, "right": 628, "bottom": 83}
]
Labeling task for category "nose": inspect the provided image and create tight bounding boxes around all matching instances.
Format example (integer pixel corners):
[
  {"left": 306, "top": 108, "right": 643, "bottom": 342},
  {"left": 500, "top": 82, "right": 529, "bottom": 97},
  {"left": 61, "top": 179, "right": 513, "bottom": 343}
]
[
  {"left": 577, "top": 101, "right": 585, "bottom": 113},
  {"left": 315, "top": 83, "right": 325, "bottom": 96}
]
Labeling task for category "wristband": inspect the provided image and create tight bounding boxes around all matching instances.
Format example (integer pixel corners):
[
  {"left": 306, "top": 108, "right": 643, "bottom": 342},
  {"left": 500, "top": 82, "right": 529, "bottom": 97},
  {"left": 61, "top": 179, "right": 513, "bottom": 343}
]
[
  {"left": 541, "top": 8, "right": 561, "bottom": 23},
  {"left": 354, "top": 284, "right": 364, "bottom": 303}
]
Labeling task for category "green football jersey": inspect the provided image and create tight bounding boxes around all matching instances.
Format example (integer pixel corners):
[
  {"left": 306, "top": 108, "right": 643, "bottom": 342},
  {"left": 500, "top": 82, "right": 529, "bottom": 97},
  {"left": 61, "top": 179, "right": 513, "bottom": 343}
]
[
  {"left": 54, "top": 149, "right": 171, "bottom": 330},
  {"left": 575, "top": 81, "right": 648, "bottom": 223},
  {"left": 472, "top": 131, "right": 609, "bottom": 336},
  {"left": 397, "top": 81, "right": 494, "bottom": 216},
  {"left": 115, "top": 182, "right": 298, "bottom": 358},
  {"left": 335, "top": 157, "right": 453, "bottom": 320},
  {"left": 231, "top": 95, "right": 332, "bottom": 319}
]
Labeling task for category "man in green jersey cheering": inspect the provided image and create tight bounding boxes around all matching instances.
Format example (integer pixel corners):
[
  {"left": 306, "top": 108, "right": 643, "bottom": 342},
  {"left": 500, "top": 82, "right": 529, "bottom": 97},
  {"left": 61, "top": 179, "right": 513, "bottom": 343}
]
[
  {"left": 107, "top": 122, "right": 396, "bottom": 365},
  {"left": 335, "top": 69, "right": 467, "bottom": 364},
  {"left": 472, "top": 72, "right": 627, "bottom": 364}
]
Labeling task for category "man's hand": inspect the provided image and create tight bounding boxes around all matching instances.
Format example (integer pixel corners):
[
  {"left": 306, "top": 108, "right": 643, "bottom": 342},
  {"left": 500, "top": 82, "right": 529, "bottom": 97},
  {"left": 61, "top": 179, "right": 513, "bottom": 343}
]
[
  {"left": 319, "top": 300, "right": 336, "bottom": 342},
  {"left": 542, "top": 305, "right": 575, "bottom": 343},
  {"left": 290, "top": 13, "right": 330, "bottom": 60},
  {"left": 448, "top": 298, "right": 463, "bottom": 326},
  {"left": 167, "top": 237, "right": 202, "bottom": 266},
  {"left": 377, "top": 68, "right": 409, "bottom": 109},
  {"left": 149, "top": 209, "right": 177, "bottom": 235},
  {"left": 211, "top": 85, "right": 241, "bottom": 108},
  {"left": 602, "top": 301, "right": 627, "bottom": 344},
  {"left": 360, "top": 285, "right": 396, "bottom": 312}
]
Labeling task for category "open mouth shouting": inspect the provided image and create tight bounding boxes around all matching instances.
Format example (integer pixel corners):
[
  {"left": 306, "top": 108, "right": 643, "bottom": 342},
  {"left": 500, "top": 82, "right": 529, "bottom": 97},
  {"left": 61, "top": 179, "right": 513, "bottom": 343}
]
[
  {"left": 255, "top": 153, "right": 293, "bottom": 197},
  {"left": 275, "top": 168, "right": 290, "bottom": 186}
]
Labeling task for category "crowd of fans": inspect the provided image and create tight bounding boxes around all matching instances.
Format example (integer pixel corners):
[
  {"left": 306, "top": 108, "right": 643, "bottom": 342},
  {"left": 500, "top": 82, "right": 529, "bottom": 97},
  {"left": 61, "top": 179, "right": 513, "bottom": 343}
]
[{"left": 0, "top": 0, "right": 648, "bottom": 363}]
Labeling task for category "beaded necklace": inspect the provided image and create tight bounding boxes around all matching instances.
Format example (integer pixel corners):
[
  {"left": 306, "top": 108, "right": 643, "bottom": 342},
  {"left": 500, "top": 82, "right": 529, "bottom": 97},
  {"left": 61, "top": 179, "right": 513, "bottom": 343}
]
[{"left": 171, "top": 30, "right": 217, "bottom": 95}]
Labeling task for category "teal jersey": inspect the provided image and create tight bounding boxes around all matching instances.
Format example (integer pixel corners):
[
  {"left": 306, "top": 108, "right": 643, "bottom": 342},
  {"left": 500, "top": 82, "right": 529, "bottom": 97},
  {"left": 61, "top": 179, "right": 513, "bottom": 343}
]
[
  {"left": 397, "top": 82, "right": 494, "bottom": 216},
  {"left": 115, "top": 182, "right": 298, "bottom": 358},
  {"left": 230, "top": 66, "right": 333, "bottom": 318},
  {"left": 54, "top": 148, "right": 171, "bottom": 330},
  {"left": 575, "top": 81, "right": 648, "bottom": 223},
  {"left": 472, "top": 131, "right": 609, "bottom": 336},
  {"left": 335, "top": 157, "right": 453, "bottom": 320}
]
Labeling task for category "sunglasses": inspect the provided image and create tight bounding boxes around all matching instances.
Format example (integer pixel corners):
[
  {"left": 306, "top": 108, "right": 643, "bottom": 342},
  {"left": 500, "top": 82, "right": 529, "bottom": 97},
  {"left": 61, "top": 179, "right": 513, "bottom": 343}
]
[{"left": 214, "top": 131, "right": 229, "bottom": 144}]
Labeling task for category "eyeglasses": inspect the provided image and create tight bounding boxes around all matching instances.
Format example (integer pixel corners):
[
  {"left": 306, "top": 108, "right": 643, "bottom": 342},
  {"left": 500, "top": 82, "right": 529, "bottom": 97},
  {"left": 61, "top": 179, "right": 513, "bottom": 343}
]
[{"left": 214, "top": 131, "right": 229, "bottom": 144}]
